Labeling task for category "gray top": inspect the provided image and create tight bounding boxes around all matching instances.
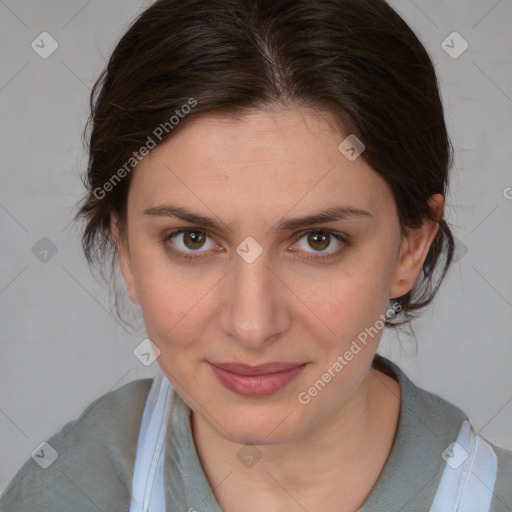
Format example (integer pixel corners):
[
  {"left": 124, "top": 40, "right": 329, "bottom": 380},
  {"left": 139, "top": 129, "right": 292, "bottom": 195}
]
[{"left": 1, "top": 354, "right": 511, "bottom": 511}]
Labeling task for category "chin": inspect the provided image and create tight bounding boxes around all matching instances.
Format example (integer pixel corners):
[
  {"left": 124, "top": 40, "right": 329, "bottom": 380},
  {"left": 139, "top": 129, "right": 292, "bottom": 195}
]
[{"left": 212, "top": 404, "right": 306, "bottom": 446}]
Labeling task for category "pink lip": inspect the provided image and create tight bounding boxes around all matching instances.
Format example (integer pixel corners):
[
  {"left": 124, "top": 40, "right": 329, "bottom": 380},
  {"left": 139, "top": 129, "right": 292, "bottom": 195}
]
[{"left": 208, "top": 361, "right": 307, "bottom": 397}]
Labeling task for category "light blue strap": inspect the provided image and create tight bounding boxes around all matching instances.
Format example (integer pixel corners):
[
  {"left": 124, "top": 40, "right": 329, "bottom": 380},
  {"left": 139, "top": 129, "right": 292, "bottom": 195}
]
[
  {"left": 429, "top": 420, "right": 498, "bottom": 512},
  {"left": 458, "top": 433, "right": 498, "bottom": 510},
  {"left": 129, "top": 372, "right": 171, "bottom": 512}
]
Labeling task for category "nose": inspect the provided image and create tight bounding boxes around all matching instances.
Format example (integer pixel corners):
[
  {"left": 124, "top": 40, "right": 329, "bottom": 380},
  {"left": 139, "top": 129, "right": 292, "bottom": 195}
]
[{"left": 220, "top": 246, "right": 291, "bottom": 351}]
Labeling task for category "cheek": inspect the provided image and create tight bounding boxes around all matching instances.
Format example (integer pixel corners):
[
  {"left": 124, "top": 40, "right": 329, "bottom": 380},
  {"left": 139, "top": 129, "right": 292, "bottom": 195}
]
[
  {"left": 295, "top": 265, "right": 388, "bottom": 340},
  {"left": 127, "top": 246, "right": 182, "bottom": 334},
  {"left": 132, "top": 258, "right": 218, "bottom": 356},
  {"left": 138, "top": 279, "right": 200, "bottom": 343}
]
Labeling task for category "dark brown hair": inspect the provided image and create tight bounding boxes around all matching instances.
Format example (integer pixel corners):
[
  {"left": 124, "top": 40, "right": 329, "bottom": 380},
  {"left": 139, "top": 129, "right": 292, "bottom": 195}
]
[{"left": 74, "top": 0, "right": 455, "bottom": 333}]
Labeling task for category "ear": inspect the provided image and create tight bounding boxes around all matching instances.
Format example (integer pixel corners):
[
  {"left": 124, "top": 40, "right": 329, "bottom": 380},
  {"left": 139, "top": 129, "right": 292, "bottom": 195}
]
[
  {"left": 110, "top": 212, "right": 140, "bottom": 305},
  {"left": 389, "top": 194, "right": 444, "bottom": 300}
]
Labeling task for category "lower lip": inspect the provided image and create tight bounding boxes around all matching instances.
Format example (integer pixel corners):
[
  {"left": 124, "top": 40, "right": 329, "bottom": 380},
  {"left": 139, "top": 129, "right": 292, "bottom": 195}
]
[{"left": 209, "top": 363, "right": 307, "bottom": 397}]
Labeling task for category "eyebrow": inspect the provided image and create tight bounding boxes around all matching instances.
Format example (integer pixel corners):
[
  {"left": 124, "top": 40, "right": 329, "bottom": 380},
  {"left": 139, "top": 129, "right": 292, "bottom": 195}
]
[{"left": 143, "top": 204, "right": 372, "bottom": 233}]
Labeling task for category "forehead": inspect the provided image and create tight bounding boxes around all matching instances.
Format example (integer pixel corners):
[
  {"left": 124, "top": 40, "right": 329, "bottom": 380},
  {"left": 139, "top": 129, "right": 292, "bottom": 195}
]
[{"left": 128, "top": 107, "right": 395, "bottom": 222}]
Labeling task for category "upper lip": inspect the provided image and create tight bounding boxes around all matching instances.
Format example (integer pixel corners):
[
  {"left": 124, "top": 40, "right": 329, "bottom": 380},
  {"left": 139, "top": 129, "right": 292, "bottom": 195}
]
[{"left": 209, "top": 361, "right": 307, "bottom": 375}]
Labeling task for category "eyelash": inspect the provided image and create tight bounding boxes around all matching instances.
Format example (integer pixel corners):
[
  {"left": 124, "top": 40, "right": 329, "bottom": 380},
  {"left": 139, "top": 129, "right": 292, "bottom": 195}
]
[{"left": 161, "top": 228, "right": 350, "bottom": 262}]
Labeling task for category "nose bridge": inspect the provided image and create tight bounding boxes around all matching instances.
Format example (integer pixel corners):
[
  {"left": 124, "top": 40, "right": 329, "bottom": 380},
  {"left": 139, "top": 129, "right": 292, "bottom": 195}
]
[{"left": 222, "top": 244, "right": 287, "bottom": 346}]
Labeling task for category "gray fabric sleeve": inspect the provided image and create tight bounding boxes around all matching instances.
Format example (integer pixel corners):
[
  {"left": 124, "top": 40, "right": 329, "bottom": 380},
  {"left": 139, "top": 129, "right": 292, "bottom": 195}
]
[{"left": 0, "top": 378, "right": 152, "bottom": 512}]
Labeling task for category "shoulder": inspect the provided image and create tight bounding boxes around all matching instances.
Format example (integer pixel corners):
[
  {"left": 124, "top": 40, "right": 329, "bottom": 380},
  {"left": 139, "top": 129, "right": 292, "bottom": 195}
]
[
  {"left": 402, "top": 368, "right": 512, "bottom": 509},
  {"left": 391, "top": 359, "right": 512, "bottom": 509},
  {"left": 0, "top": 378, "right": 153, "bottom": 512},
  {"left": 412, "top": 382, "right": 512, "bottom": 510},
  {"left": 372, "top": 355, "right": 512, "bottom": 509},
  {"left": 489, "top": 443, "right": 512, "bottom": 511}
]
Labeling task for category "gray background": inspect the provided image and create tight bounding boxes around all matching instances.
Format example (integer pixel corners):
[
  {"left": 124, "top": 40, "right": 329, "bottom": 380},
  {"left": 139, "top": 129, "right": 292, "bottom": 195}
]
[{"left": 1, "top": 0, "right": 511, "bottom": 494}]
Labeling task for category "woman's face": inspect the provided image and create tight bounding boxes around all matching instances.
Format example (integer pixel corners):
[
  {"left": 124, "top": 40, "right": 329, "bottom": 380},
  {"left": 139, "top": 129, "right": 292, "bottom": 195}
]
[{"left": 115, "top": 107, "right": 440, "bottom": 445}]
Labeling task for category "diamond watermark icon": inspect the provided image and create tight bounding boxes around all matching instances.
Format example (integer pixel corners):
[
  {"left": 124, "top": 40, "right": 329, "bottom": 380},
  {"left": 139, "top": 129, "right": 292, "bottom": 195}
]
[
  {"left": 31, "top": 32, "right": 59, "bottom": 59},
  {"left": 338, "top": 134, "right": 365, "bottom": 161},
  {"left": 236, "top": 444, "right": 263, "bottom": 468},
  {"left": 236, "top": 236, "right": 263, "bottom": 264},
  {"left": 32, "top": 237, "right": 58, "bottom": 263},
  {"left": 442, "top": 441, "right": 468, "bottom": 469},
  {"left": 441, "top": 32, "right": 468, "bottom": 59},
  {"left": 31, "top": 441, "right": 58, "bottom": 469},
  {"left": 134, "top": 338, "right": 161, "bottom": 366}
]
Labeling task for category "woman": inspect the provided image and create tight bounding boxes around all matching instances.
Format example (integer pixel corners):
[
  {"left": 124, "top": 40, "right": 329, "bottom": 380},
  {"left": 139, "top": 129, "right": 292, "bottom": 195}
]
[{"left": 1, "top": 0, "right": 511, "bottom": 511}]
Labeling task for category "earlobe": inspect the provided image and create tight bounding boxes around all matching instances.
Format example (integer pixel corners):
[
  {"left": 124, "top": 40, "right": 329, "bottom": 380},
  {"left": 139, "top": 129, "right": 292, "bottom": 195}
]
[
  {"left": 110, "top": 212, "right": 140, "bottom": 305},
  {"left": 389, "top": 194, "right": 444, "bottom": 300}
]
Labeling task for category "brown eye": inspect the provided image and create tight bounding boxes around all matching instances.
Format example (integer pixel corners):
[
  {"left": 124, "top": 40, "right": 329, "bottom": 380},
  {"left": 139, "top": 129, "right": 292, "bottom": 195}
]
[
  {"left": 291, "top": 229, "right": 349, "bottom": 261},
  {"left": 306, "top": 230, "right": 331, "bottom": 251},
  {"left": 181, "top": 230, "right": 206, "bottom": 250},
  {"left": 163, "top": 229, "right": 217, "bottom": 260}
]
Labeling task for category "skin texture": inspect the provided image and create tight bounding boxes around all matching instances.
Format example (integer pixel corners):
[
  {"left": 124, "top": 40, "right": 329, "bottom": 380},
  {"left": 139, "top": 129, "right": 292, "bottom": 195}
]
[{"left": 112, "top": 106, "right": 443, "bottom": 511}]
